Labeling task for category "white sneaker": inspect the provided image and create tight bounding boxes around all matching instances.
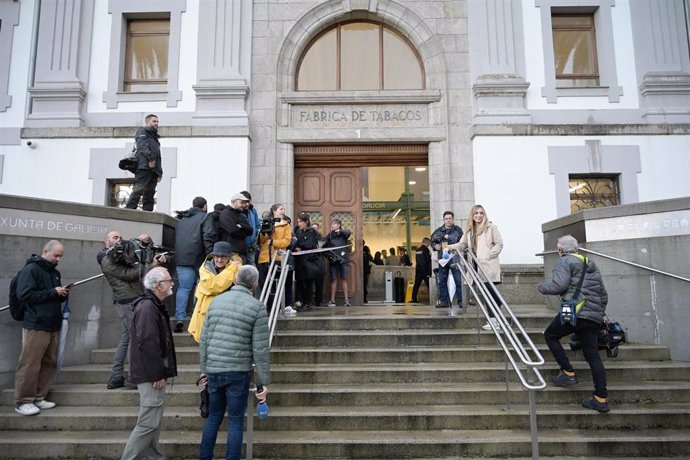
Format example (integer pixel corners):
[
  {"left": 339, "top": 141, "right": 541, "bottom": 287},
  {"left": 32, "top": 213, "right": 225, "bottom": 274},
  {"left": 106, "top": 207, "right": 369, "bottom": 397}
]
[
  {"left": 34, "top": 399, "right": 56, "bottom": 410},
  {"left": 15, "top": 403, "right": 40, "bottom": 416},
  {"left": 284, "top": 306, "right": 297, "bottom": 316},
  {"left": 481, "top": 318, "right": 501, "bottom": 331}
]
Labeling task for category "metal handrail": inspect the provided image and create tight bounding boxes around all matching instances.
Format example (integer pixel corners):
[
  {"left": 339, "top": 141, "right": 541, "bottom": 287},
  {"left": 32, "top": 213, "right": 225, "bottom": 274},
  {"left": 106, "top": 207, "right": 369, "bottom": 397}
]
[
  {"left": 536, "top": 248, "right": 690, "bottom": 283},
  {"left": 0, "top": 273, "right": 104, "bottom": 314},
  {"left": 453, "top": 249, "right": 545, "bottom": 460}
]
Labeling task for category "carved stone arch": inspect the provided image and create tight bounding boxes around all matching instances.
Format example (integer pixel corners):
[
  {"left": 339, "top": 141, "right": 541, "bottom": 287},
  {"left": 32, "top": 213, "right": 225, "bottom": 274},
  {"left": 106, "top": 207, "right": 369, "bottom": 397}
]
[{"left": 276, "top": 0, "right": 448, "bottom": 93}]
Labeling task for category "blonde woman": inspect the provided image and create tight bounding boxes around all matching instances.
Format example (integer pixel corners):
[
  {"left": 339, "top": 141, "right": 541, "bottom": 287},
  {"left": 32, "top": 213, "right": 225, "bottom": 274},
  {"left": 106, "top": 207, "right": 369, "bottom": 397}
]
[
  {"left": 188, "top": 241, "right": 242, "bottom": 342},
  {"left": 449, "top": 205, "right": 504, "bottom": 330}
]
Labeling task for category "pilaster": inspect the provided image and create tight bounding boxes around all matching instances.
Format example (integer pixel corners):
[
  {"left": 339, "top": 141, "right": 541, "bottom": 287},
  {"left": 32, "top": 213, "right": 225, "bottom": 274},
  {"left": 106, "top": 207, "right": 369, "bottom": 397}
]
[
  {"left": 631, "top": 0, "right": 690, "bottom": 122},
  {"left": 27, "top": 0, "right": 94, "bottom": 127},
  {"left": 468, "top": 0, "right": 530, "bottom": 123},
  {"left": 193, "top": 0, "right": 251, "bottom": 126},
  {"left": 0, "top": 1, "right": 20, "bottom": 112}
]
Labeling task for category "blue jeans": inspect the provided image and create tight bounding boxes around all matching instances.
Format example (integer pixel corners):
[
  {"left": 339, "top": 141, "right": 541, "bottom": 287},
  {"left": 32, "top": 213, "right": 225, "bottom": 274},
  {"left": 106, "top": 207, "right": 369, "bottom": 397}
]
[
  {"left": 437, "top": 263, "right": 462, "bottom": 305},
  {"left": 174, "top": 266, "right": 197, "bottom": 322},
  {"left": 199, "top": 371, "right": 252, "bottom": 460}
]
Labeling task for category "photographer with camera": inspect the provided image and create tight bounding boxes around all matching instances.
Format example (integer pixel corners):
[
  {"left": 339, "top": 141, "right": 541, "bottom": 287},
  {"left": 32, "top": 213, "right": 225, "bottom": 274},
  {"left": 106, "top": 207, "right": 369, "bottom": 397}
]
[
  {"left": 218, "top": 193, "right": 254, "bottom": 258},
  {"left": 324, "top": 219, "right": 352, "bottom": 307},
  {"left": 539, "top": 235, "right": 610, "bottom": 413},
  {"left": 97, "top": 231, "right": 167, "bottom": 390},
  {"left": 257, "top": 203, "right": 292, "bottom": 311}
]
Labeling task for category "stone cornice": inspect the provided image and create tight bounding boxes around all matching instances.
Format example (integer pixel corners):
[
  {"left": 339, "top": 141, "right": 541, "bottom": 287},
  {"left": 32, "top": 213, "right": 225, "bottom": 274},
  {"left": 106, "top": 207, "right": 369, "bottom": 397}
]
[
  {"left": 21, "top": 126, "right": 250, "bottom": 139},
  {"left": 279, "top": 90, "right": 443, "bottom": 105},
  {"left": 472, "top": 123, "right": 690, "bottom": 137}
]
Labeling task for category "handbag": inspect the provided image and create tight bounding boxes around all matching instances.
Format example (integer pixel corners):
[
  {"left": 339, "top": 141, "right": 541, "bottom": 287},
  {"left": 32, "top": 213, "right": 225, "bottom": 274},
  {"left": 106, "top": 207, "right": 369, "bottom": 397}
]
[
  {"left": 560, "top": 258, "right": 587, "bottom": 326},
  {"left": 569, "top": 315, "right": 626, "bottom": 358},
  {"left": 196, "top": 375, "right": 209, "bottom": 418},
  {"left": 118, "top": 147, "right": 138, "bottom": 173}
]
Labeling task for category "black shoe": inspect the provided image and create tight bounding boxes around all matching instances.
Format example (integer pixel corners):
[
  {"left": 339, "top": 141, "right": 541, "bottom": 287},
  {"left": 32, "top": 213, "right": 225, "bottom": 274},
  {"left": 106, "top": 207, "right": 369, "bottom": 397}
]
[
  {"left": 411, "top": 299, "right": 419, "bottom": 303},
  {"left": 436, "top": 302, "right": 449, "bottom": 308},
  {"left": 124, "top": 379, "right": 137, "bottom": 390},
  {"left": 107, "top": 378, "right": 125, "bottom": 390},
  {"left": 174, "top": 321, "right": 184, "bottom": 333},
  {"left": 582, "top": 396, "right": 610, "bottom": 413}
]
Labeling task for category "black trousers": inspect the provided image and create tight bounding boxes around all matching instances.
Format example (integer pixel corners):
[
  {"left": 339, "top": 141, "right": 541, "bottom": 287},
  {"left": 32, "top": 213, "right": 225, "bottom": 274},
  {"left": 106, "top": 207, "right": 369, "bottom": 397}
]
[
  {"left": 544, "top": 315, "right": 608, "bottom": 398},
  {"left": 411, "top": 271, "right": 429, "bottom": 302},
  {"left": 126, "top": 170, "right": 158, "bottom": 211}
]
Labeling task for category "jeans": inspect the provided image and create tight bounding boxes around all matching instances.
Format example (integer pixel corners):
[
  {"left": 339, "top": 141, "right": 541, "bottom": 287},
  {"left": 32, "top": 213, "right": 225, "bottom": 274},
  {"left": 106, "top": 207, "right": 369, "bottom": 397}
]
[
  {"left": 112, "top": 301, "right": 134, "bottom": 380},
  {"left": 121, "top": 382, "right": 167, "bottom": 460},
  {"left": 544, "top": 315, "right": 608, "bottom": 398},
  {"left": 437, "top": 263, "right": 462, "bottom": 305},
  {"left": 200, "top": 371, "right": 252, "bottom": 460},
  {"left": 174, "top": 266, "right": 197, "bottom": 322}
]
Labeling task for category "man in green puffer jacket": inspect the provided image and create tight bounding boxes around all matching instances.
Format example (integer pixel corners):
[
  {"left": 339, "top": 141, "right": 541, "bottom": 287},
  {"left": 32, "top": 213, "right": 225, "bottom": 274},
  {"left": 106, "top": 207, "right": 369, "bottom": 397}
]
[{"left": 198, "top": 265, "right": 270, "bottom": 460}]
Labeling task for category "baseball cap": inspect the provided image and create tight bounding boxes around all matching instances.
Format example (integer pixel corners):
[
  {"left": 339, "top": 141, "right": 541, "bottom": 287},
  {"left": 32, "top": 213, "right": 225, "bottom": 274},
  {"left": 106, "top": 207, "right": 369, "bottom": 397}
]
[{"left": 231, "top": 192, "right": 250, "bottom": 202}]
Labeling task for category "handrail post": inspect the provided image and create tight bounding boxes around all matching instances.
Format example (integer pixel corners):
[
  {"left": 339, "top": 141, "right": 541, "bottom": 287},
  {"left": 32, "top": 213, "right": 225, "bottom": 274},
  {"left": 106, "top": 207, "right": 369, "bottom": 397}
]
[
  {"left": 529, "top": 388, "right": 539, "bottom": 460},
  {"left": 504, "top": 355, "right": 512, "bottom": 411},
  {"left": 246, "top": 390, "right": 254, "bottom": 460}
]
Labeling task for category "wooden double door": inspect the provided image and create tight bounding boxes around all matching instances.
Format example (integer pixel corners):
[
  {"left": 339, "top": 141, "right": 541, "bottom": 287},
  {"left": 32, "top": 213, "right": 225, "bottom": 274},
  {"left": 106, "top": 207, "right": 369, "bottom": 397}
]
[{"left": 294, "top": 167, "right": 362, "bottom": 305}]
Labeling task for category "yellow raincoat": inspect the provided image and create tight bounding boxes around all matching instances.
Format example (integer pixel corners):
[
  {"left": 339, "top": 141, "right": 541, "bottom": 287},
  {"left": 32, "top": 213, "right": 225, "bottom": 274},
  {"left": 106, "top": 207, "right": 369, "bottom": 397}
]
[{"left": 187, "top": 254, "right": 242, "bottom": 342}]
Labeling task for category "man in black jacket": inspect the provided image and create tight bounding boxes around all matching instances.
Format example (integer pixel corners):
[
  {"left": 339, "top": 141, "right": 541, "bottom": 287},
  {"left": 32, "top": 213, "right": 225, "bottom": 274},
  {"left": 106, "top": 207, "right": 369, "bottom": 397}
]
[
  {"left": 125, "top": 114, "right": 162, "bottom": 211},
  {"left": 174, "top": 196, "right": 216, "bottom": 331},
  {"left": 14, "top": 240, "right": 69, "bottom": 416},
  {"left": 411, "top": 238, "right": 432, "bottom": 304},
  {"left": 218, "top": 192, "right": 254, "bottom": 257},
  {"left": 431, "top": 211, "right": 464, "bottom": 308},
  {"left": 324, "top": 219, "right": 352, "bottom": 307},
  {"left": 121, "top": 267, "right": 177, "bottom": 460}
]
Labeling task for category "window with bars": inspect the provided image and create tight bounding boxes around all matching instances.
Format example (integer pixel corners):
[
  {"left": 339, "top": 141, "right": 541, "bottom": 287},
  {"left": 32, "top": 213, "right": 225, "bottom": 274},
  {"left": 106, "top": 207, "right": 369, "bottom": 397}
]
[
  {"left": 569, "top": 175, "right": 619, "bottom": 214},
  {"left": 108, "top": 180, "right": 135, "bottom": 209}
]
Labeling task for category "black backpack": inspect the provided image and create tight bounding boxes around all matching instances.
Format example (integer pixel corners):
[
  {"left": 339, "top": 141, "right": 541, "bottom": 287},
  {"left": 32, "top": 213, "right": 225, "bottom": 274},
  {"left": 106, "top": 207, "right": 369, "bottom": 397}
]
[{"left": 9, "top": 270, "right": 26, "bottom": 321}]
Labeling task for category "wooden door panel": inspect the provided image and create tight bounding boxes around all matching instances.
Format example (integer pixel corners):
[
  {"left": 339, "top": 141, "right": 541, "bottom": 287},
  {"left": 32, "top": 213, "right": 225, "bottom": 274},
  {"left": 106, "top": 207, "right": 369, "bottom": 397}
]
[{"left": 295, "top": 167, "right": 362, "bottom": 304}]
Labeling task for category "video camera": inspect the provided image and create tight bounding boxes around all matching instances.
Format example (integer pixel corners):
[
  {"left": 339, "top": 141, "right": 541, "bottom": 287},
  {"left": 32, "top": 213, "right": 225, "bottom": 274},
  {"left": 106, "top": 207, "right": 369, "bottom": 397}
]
[
  {"left": 260, "top": 211, "right": 279, "bottom": 235},
  {"left": 108, "top": 238, "right": 174, "bottom": 267}
]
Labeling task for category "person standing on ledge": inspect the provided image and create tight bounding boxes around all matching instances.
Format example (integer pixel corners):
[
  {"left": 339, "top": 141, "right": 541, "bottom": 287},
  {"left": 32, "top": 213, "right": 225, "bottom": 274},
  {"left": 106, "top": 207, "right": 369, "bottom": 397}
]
[{"left": 126, "top": 114, "right": 162, "bottom": 211}]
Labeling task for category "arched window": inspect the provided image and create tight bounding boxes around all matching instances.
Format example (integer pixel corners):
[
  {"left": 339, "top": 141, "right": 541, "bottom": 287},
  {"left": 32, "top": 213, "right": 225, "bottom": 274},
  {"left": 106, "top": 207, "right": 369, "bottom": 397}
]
[{"left": 297, "top": 22, "right": 425, "bottom": 91}]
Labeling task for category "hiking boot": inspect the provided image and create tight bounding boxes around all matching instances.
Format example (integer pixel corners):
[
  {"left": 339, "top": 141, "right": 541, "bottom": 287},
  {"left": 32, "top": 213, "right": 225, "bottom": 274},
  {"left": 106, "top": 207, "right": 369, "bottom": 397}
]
[
  {"left": 33, "top": 399, "right": 56, "bottom": 410},
  {"left": 174, "top": 321, "right": 184, "bottom": 333},
  {"left": 107, "top": 377, "right": 125, "bottom": 389},
  {"left": 327, "top": 300, "right": 336, "bottom": 307},
  {"left": 582, "top": 396, "right": 610, "bottom": 413},
  {"left": 552, "top": 370, "right": 578, "bottom": 387},
  {"left": 15, "top": 403, "right": 40, "bottom": 416}
]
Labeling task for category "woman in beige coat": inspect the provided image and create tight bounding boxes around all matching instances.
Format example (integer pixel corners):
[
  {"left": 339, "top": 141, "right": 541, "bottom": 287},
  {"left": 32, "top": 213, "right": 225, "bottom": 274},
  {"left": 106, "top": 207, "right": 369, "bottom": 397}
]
[{"left": 449, "top": 204, "right": 504, "bottom": 330}]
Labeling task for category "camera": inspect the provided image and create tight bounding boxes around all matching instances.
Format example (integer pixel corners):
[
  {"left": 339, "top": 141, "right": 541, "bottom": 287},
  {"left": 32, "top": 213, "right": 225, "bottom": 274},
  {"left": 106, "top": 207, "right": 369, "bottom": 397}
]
[{"left": 260, "top": 211, "right": 279, "bottom": 235}]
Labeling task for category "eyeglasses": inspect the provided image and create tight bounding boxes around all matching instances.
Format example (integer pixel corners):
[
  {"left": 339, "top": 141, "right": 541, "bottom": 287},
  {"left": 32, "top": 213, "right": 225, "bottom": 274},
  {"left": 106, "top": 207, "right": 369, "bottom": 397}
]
[{"left": 158, "top": 279, "right": 174, "bottom": 285}]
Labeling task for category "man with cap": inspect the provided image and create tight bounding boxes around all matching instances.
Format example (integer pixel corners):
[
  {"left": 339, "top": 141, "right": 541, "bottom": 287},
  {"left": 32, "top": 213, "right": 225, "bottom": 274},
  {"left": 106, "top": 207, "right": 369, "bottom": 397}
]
[
  {"left": 239, "top": 191, "right": 261, "bottom": 266},
  {"left": 188, "top": 241, "right": 242, "bottom": 343},
  {"left": 218, "top": 193, "right": 254, "bottom": 258},
  {"left": 173, "top": 197, "right": 216, "bottom": 332}
]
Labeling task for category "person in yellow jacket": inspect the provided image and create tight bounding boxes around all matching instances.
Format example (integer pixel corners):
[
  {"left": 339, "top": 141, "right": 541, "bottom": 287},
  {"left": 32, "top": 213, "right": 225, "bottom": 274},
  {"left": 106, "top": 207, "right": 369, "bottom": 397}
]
[
  {"left": 257, "top": 203, "right": 292, "bottom": 310},
  {"left": 188, "top": 241, "right": 242, "bottom": 342}
]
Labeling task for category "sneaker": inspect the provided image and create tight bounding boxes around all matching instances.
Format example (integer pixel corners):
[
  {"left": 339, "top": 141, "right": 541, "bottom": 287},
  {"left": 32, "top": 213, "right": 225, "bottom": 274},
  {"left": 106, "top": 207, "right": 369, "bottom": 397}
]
[
  {"left": 344, "top": 300, "right": 351, "bottom": 307},
  {"left": 284, "top": 306, "right": 297, "bottom": 316},
  {"left": 481, "top": 318, "right": 501, "bottom": 331},
  {"left": 34, "top": 399, "right": 56, "bottom": 410},
  {"left": 293, "top": 301, "right": 302, "bottom": 309},
  {"left": 15, "top": 403, "right": 40, "bottom": 416},
  {"left": 327, "top": 300, "right": 336, "bottom": 307},
  {"left": 174, "top": 321, "right": 184, "bottom": 333},
  {"left": 552, "top": 370, "right": 578, "bottom": 387},
  {"left": 436, "top": 302, "right": 449, "bottom": 308},
  {"left": 582, "top": 396, "right": 610, "bottom": 413},
  {"left": 124, "top": 379, "right": 137, "bottom": 390},
  {"left": 107, "top": 377, "right": 125, "bottom": 390}
]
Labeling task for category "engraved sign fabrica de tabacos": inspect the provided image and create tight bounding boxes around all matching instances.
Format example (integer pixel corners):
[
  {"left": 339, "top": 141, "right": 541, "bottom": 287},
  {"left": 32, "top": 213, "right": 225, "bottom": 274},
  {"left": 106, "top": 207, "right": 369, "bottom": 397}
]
[{"left": 293, "top": 104, "right": 428, "bottom": 127}]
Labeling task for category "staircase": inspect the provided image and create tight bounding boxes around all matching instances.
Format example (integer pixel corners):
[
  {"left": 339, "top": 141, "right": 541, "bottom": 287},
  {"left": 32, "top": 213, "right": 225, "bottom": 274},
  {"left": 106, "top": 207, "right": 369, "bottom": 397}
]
[{"left": 2, "top": 304, "right": 690, "bottom": 458}]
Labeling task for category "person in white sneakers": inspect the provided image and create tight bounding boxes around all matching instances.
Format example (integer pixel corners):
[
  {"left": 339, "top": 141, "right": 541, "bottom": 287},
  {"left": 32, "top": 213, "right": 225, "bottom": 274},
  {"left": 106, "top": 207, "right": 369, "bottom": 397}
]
[
  {"left": 14, "top": 240, "right": 69, "bottom": 416},
  {"left": 448, "top": 205, "right": 504, "bottom": 331}
]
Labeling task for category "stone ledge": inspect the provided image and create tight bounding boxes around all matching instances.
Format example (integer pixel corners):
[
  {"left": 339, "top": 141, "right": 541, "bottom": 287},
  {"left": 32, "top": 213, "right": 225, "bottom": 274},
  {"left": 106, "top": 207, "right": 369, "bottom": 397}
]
[
  {"left": 472, "top": 123, "right": 690, "bottom": 137},
  {"left": 20, "top": 126, "right": 250, "bottom": 139}
]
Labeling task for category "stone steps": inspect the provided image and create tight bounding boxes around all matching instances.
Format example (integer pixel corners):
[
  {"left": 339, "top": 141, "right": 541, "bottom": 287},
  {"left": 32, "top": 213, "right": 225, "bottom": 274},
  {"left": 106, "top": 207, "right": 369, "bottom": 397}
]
[
  {"left": 1, "top": 402, "right": 689, "bottom": 432},
  {"left": 0, "top": 428, "right": 689, "bottom": 458}
]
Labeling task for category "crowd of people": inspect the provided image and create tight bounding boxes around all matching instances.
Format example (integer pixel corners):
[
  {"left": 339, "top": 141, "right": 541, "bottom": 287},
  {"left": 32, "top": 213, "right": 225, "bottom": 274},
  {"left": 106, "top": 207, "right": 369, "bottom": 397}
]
[{"left": 9, "top": 192, "right": 612, "bottom": 459}]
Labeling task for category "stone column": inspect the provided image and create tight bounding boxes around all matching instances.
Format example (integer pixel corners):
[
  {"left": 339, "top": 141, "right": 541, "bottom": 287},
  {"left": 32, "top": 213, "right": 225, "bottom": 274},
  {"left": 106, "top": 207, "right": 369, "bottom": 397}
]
[
  {"left": 468, "top": 0, "right": 530, "bottom": 123},
  {"left": 27, "top": 0, "right": 94, "bottom": 127},
  {"left": 0, "top": 1, "right": 20, "bottom": 112},
  {"left": 630, "top": 0, "right": 690, "bottom": 122},
  {"left": 193, "top": 0, "right": 251, "bottom": 126}
]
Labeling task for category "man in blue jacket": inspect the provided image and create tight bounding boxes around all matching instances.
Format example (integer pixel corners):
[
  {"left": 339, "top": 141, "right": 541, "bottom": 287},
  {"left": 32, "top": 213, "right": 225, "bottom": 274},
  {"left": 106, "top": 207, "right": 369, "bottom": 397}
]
[
  {"left": 174, "top": 196, "right": 216, "bottom": 331},
  {"left": 240, "top": 190, "right": 260, "bottom": 266},
  {"left": 431, "top": 211, "right": 464, "bottom": 308},
  {"left": 14, "top": 240, "right": 69, "bottom": 416}
]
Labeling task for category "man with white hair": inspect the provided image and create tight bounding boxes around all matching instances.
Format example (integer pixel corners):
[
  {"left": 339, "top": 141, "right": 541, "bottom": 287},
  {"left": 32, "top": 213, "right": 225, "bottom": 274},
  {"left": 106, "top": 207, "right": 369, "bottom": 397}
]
[
  {"left": 539, "top": 235, "right": 610, "bottom": 413},
  {"left": 121, "top": 267, "right": 178, "bottom": 460},
  {"left": 198, "top": 265, "right": 270, "bottom": 460}
]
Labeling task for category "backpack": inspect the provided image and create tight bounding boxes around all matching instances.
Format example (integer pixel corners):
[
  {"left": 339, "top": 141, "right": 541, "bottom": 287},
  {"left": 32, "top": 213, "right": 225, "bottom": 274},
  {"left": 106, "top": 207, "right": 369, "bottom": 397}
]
[
  {"left": 118, "top": 146, "right": 138, "bottom": 173},
  {"left": 9, "top": 270, "right": 26, "bottom": 321}
]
